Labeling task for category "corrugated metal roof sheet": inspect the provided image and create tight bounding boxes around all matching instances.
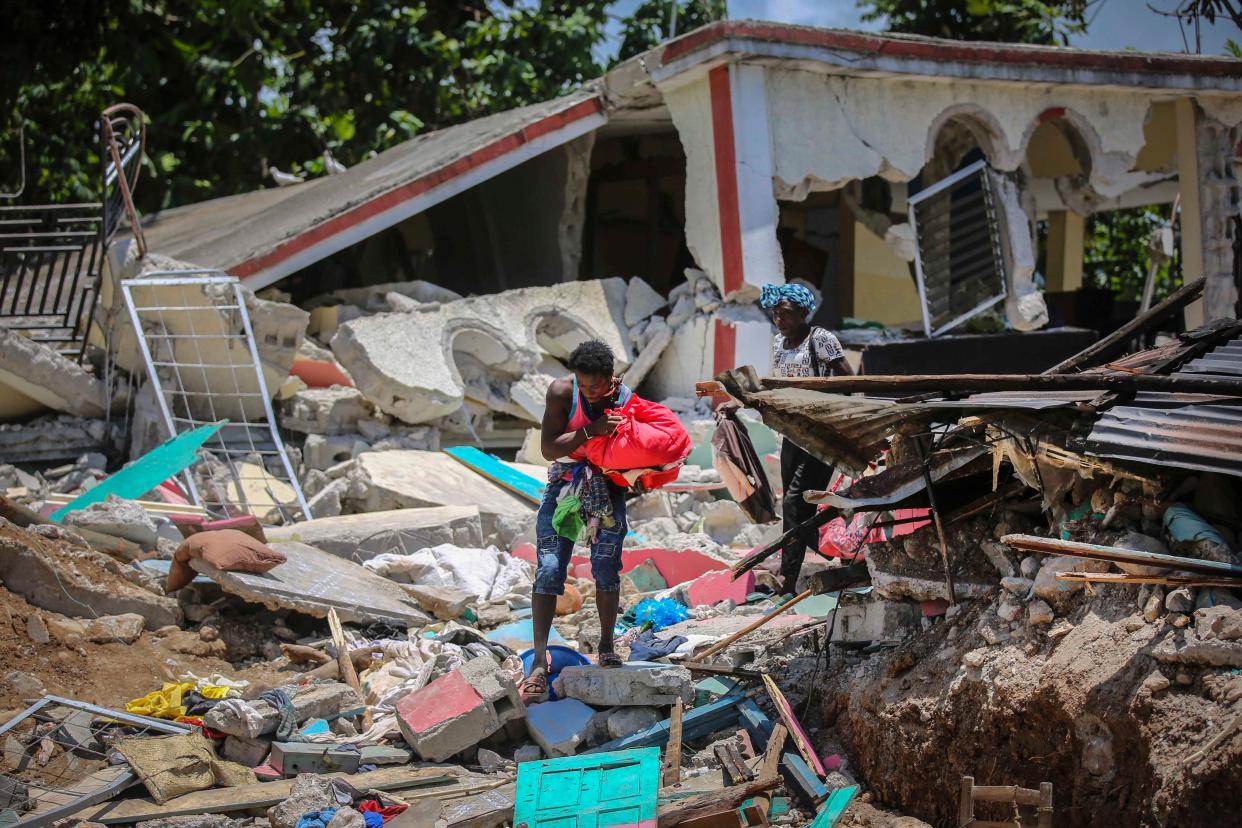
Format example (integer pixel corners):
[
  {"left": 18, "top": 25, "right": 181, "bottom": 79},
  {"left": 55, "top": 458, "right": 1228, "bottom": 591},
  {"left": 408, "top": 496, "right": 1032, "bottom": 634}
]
[{"left": 1083, "top": 331, "right": 1242, "bottom": 478}]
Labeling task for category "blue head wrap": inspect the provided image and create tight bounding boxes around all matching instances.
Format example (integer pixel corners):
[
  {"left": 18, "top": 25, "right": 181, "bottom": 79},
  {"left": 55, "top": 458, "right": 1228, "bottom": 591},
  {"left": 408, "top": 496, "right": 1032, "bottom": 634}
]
[{"left": 759, "top": 283, "right": 816, "bottom": 314}]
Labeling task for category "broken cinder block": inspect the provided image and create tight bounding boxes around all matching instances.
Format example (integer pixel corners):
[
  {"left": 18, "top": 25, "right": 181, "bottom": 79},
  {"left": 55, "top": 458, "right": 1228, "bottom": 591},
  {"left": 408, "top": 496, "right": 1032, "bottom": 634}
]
[
  {"left": 396, "top": 656, "right": 525, "bottom": 761},
  {"left": 553, "top": 662, "right": 692, "bottom": 707},
  {"left": 526, "top": 698, "right": 595, "bottom": 757}
]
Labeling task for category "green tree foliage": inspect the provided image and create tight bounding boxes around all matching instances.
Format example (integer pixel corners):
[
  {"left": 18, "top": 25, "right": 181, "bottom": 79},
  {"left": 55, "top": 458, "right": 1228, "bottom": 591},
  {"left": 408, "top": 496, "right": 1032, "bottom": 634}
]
[
  {"left": 0, "top": 1, "right": 610, "bottom": 212},
  {"left": 614, "top": 0, "right": 726, "bottom": 62},
  {"left": 1082, "top": 206, "right": 1176, "bottom": 303},
  {"left": 859, "top": 0, "right": 1089, "bottom": 45}
]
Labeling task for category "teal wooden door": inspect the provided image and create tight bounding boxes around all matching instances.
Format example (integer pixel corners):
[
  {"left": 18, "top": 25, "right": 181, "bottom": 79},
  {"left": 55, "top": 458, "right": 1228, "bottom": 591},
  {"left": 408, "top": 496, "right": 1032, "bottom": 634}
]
[{"left": 514, "top": 747, "right": 660, "bottom": 828}]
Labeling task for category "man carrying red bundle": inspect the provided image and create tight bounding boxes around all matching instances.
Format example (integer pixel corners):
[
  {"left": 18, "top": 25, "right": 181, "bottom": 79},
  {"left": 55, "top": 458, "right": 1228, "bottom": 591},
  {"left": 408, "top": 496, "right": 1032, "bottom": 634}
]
[{"left": 518, "top": 339, "right": 688, "bottom": 703}]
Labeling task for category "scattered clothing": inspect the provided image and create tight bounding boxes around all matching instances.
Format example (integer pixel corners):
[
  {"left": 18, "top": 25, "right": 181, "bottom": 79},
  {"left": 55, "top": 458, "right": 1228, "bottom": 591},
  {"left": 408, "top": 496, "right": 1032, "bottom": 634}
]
[
  {"left": 260, "top": 688, "right": 301, "bottom": 742},
  {"left": 125, "top": 682, "right": 196, "bottom": 720},
  {"left": 296, "top": 809, "right": 339, "bottom": 828},
  {"left": 712, "top": 408, "right": 776, "bottom": 524},
  {"left": 358, "top": 800, "right": 409, "bottom": 824},
  {"left": 628, "top": 629, "right": 689, "bottom": 662}
]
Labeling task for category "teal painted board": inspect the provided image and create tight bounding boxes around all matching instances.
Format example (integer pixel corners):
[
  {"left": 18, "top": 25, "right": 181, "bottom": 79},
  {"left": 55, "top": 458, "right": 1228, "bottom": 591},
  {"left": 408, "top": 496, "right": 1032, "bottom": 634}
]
[
  {"left": 50, "top": 422, "right": 225, "bottom": 521},
  {"left": 809, "top": 786, "right": 859, "bottom": 828},
  {"left": 514, "top": 747, "right": 660, "bottom": 828},
  {"left": 445, "top": 445, "right": 543, "bottom": 504}
]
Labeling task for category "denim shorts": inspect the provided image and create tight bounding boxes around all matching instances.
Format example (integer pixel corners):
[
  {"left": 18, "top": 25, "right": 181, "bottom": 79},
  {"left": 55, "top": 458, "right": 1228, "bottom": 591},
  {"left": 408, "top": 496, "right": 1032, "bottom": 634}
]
[{"left": 533, "top": 480, "right": 627, "bottom": 595}]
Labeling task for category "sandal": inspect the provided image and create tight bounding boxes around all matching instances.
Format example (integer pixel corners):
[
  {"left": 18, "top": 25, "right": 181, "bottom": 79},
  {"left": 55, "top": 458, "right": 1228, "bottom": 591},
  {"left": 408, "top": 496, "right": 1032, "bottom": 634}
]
[
  {"left": 518, "top": 672, "right": 549, "bottom": 704},
  {"left": 598, "top": 651, "right": 624, "bottom": 669}
]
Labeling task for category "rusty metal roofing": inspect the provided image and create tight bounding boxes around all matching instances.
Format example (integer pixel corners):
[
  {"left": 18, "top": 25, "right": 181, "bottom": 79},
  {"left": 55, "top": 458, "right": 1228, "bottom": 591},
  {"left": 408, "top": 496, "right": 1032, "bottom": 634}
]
[{"left": 1083, "top": 331, "right": 1242, "bottom": 478}]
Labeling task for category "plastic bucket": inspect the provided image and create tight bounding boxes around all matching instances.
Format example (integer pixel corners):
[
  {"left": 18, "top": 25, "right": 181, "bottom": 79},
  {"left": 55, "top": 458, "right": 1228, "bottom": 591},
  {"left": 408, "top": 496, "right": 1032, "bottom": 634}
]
[{"left": 519, "top": 645, "right": 590, "bottom": 701}]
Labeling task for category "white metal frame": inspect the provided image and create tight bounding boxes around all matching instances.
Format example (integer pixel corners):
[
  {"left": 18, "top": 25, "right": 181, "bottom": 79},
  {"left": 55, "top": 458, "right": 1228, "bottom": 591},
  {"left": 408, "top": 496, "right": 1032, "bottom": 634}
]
[
  {"left": 908, "top": 159, "right": 1008, "bottom": 338},
  {"left": 0, "top": 695, "right": 190, "bottom": 828},
  {"left": 120, "top": 271, "right": 311, "bottom": 522}
]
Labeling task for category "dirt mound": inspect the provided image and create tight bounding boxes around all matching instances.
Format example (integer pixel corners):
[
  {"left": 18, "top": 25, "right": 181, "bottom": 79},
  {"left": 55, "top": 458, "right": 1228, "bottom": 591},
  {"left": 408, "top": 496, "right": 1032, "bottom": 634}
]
[
  {"left": 819, "top": 589, "right": 1242, "bottom": 827},
  {"left": 0, "top": 581, "right": 292, "bottom": 720}
]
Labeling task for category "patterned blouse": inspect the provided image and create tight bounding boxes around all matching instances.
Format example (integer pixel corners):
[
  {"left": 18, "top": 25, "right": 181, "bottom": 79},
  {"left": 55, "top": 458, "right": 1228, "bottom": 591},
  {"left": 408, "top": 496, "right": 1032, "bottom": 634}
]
[{"left": 773, "top": 327, "right": 845, "bottom": 378}]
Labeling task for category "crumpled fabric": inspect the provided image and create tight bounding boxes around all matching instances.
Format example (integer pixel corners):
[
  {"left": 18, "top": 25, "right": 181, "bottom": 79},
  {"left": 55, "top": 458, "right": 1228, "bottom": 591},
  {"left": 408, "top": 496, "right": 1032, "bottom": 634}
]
[
  {"left": 363, "top": 544, "right": 532, "bottom": 603},
  {"left": 178, "top": 672, "right": 248, "bottom": 698},
  {"left": 358, "top": 801, "right": 408, "bottom": 825},
  {"left": 125, "top": 682, "right": 196, "bottom": 720},
  {"left": 759, "top": 282, "right": 816, "bottom": 312},
  {"left": 207, "top": 698, "right": 266, "bottom": 738},
  {"left": 628, "top": 629, "right": 689, "bottom": 662},
  {"left": 260, "top": 688, "right": 300, "bottom": 742},
  {"left": 296, "top": 809, "right": 338, "bottom": 828}
]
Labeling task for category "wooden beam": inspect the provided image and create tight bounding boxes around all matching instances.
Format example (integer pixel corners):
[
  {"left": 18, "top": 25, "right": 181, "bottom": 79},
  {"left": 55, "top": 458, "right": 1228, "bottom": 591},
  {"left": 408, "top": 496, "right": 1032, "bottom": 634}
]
[
  {"left": 663, "top": 698, "right": 685, "bottom": 787},
  {"left": 730, "top": 510, "right": 838, "bottom": 578},
  {"left": 85, "top": 768, "right": 454, "bottom": 823},
  {"left": 751, "top": 724, "right": 788, "bottom": 819},
  {"left": 1044, "top": 274, "right": 1205, "bottom": 374},
  {"left": 759, "top": 364, "right": 1241, "bottom": 396},
  {"left": 1002, "top": 533, "right": 1242, "bottom": 578},
  {"left": 761, "top": 676, "right": 825, "bottom": 779},
  {"left": 657, "top": 777, "right": 780, "bottom": 828},
  {"left": 1056, "top": 572, "right": 1242, "bottom": 588},
  {"left": 691, "top": 591, "right": 814, "bottom": 662}
]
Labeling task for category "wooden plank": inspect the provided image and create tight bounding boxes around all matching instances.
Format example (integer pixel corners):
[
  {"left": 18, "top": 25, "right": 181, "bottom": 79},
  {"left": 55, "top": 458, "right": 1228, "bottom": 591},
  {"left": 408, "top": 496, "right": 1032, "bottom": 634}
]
[
  {"left": 657, "top": 777, "right": 779, "bottom": 828},
  {"left": 1056, "top": 571, "right": 1242, "bottom": 588},
  {"left": 761, "top": 675, "right": 825, "bottom": 778},
  {"left": 85, "top": 768, "right": 455, "bottom": 823},
  {"left": 691, "top": 591, "right": 814, "bottom": 662},
  {"left": 759, "top": 363, "right": 1242, "bottom": 396},
  {"left": 1043, "top": 275, "right": 1204, "bottom": 374},
  {"left": 1002, "top": 533, "right": 1242, "bottom": 578},
  {"left": 714, "top": 743, "right": 750, "bottom": 786},
  {"left": 444, "top": 445, "right": 543, "bottom": 504},
  {"left": 808, "top": 786, "right": 858, "bottom": 828},
  {"left": 42, "top": 493, "right": 208, "bottom": 516},
  {"left": 663, "top": 697, "right": 685, "bottom": 787},
  {"left": 972, "top": 785, "right": 1042, "bottom": 806},
  {"left": 750, "top": 724, "right": 787, "bottom": 820},
  {"left": 735, "top": 701, "right": 826, "bottom": 808}
]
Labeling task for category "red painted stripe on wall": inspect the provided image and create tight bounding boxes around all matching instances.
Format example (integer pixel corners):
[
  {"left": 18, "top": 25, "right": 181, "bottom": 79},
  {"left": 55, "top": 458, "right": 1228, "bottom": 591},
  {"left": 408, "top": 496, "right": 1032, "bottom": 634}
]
[
  {"left": 708, "top": 64, "right": 743, "bottom": 297},
  {"left": 231, "top": 97, "right": 604, "bottom": 279}
]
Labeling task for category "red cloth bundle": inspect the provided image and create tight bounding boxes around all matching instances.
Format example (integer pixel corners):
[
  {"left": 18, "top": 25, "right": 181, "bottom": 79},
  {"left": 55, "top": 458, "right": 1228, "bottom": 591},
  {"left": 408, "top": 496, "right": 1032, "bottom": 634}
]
[{"left": 581, "top": 395, "right": 691, "bottom": 490}]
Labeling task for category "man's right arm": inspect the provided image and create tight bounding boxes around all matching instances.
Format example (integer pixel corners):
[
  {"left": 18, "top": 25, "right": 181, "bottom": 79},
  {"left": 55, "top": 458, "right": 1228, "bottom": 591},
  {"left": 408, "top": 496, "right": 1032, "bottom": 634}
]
[{"left": 540, "top": 380, "right": 588, "bottom": 461}]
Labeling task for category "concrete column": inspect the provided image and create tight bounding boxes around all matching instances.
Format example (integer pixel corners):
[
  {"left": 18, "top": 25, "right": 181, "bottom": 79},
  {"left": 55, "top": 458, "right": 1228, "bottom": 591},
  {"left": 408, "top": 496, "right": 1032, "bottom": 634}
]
[
  {"left": 1177, "top": 97, "right": 1240, "bottom": 326},
  {"left": 1044, "top": 210, "right": 1085, "bottom": 292},
  {"left": 663, "top": 62, "right": 783, "bottom": 380}
]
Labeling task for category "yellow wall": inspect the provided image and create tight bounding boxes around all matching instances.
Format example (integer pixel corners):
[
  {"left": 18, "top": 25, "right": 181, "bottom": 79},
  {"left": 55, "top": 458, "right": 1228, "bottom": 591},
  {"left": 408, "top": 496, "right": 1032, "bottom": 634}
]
[
  {"left": 1026, "top": 121, "right": 1083, "bottom": 178},
  {"left": 1136, "top": 101, "right": 1178, "bottom": 172},
  {"left": 852, "top": 221, "right": 923, "bottom": 325}
]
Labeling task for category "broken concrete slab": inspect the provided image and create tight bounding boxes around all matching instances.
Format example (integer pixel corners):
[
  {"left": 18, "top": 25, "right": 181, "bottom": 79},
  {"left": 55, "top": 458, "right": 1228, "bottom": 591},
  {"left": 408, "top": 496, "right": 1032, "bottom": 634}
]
[
  {"left": 0, "top": 523, "right": 182, "bottom": 629},
  {"left": 405, "top": 584, "right": 473, "bottom": 620},
  {"left": 625, "top": 277, "right": 667, "bottom": 326},
  {"left": 830, "top": 596, "right": 921, "bottom": 643},
  {"left": 264, "top": 506, "right": 483, "bottom": 562},
  {"left": 281, "top": 387, "right": 377, "bottom": 435},
  {"left": 63, "top": 495, "right": 160, "bottom": 547},
  {"left": 343, "top": 451, "right": 532, "bottom": 541},
  {"left": 526, "top": 698, "right": 595, "bottom": 757},
  {"left": 606, "top": 707, "right": 662, "bottom": 741},
  {"left": 331, "top": 279, "right": 632, "bottom": 424},
  {"left": 553, "top": 663, "right": 693, "bottom": 707},
  {"left": 191, "top": 540, "right": 432, "bottom": 627},
  {"left": 396, "top": 657, "right": 525, "bottom": 762},
  {"left": 1033, "top": 555, "right": 1112, "bottom": 610},
  {"left": 0, "top": 327, "right": 112, "bottom": 419},
  {"left": 204, "top": 681, "right": 363, "bottom": 739},
  {"left": 302, "top": 434, "right": 372, "bottom": 472},
  {"left": 0, "top": 415, "right": 113, "bottom": 464}
]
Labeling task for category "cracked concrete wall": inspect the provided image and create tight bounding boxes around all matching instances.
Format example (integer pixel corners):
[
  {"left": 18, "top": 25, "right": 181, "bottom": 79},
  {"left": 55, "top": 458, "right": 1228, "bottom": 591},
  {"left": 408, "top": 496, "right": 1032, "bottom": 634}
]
[
  {"left": 1189, "top": 100, "right": 1242, "bottom": 321},
  {"left": 763, "top": 67, "right": 1161, "bottom": 202},
  {"left": 664, "top": 77, "right": 724, "bottom": 295},
  {"left": 559, "top": 132, "right": 596, "bottom": 281}
]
